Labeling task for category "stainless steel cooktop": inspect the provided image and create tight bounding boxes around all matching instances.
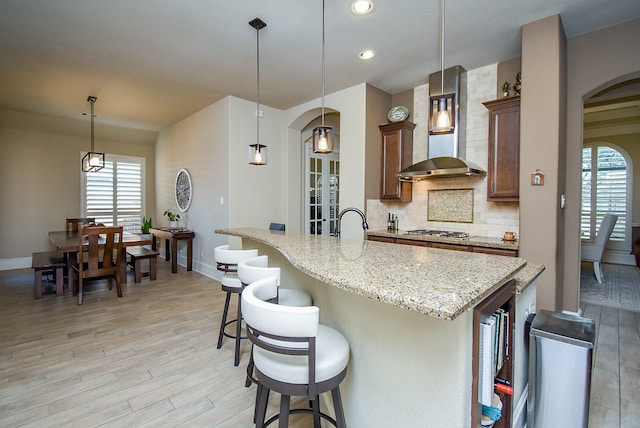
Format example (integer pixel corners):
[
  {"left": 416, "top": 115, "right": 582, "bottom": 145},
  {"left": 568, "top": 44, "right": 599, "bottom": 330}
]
[{"left": 405, "top": 229, "right": 470, "bottom": 239}]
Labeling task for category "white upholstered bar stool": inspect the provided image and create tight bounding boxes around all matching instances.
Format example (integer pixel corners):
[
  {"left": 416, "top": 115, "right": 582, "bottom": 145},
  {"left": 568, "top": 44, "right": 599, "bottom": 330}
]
[
  {"left": 238, "top": 255, "right": 313, "bottom": 387},
  {"left": 237, "top": 255, "right": 312, "bottom": 307},
  {"left": 214, "top": 244, "right": 259, "bottom": 366},
  {"left": 242, "top": 277, "right": 350, "bottom": 428}
]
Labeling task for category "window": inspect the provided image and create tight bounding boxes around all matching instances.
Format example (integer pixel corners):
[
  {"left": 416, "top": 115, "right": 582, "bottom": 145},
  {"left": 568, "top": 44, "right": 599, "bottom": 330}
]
[
  {"left": 81, "top": 153, "right": 145, "bottom": 233},
  {"left": 581, "top": 144, "right": 629, "bottom": 245}
]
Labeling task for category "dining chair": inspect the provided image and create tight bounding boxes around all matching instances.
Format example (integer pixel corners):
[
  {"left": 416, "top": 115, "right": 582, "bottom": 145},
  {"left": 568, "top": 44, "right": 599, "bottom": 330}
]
[
  {"left": 242, "top": 277, "right": 350, "bottom": 427},
  {"left": 71, "top": 225, "right": 124, "bottom": 305},
  {"left": 581, "top": 213, "right": 618, "bottom": 284},
  {"left": 66, "top": 217, "right": 96, "bottom": 232}
]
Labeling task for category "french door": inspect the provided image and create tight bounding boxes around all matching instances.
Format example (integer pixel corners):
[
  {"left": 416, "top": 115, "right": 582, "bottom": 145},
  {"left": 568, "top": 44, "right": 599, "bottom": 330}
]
[{"left": 305, "top": 143, "right": 340, "bottom": 236}]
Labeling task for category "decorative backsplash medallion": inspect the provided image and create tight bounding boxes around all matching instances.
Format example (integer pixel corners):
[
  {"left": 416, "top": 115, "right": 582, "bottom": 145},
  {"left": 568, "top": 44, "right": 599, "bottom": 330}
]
[{"left": 428, "top": 189, "right": 474, "bottom": 223}]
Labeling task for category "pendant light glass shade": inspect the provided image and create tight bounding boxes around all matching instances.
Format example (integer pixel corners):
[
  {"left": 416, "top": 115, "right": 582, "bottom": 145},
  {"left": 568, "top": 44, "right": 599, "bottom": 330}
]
[
  {"left": 429, "top": 93, "right": 455, "bottom": 134},
  {"left": 312, "top": 125, "right": 335, "bottom": 154},
  {"left": 82, "top": 96, "right": 105, "bottom": 172},
  {"left": 248, "top": 18, "right": 267, "bottom": 165},
  {"left": 249, "top": 143, "right": 268, "bottom": 165},
  {"left": 428, "top": 0, "right": 455, "bottom": 135},
  {"left": 312, "top": 0, "right": 335, "bottom": 154}
]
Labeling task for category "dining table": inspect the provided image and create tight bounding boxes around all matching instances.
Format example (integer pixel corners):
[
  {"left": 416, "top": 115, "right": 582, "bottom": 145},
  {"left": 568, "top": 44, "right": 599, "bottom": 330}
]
[{"left": 48, "top": 230, "right": 153, "bottom": 285}]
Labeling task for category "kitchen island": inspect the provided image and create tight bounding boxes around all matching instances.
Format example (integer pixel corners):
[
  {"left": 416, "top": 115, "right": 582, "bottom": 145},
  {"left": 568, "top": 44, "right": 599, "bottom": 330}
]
[{"left": 215, "top": 228, "right": 542, "bottom": 427}]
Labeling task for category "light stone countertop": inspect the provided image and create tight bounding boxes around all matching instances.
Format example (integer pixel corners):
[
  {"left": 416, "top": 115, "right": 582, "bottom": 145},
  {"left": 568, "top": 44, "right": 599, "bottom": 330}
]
[
  {"left": 216, "top": 227, "right": 533, "bottom": 321},
  {"left": 513, "top": 263, "right": 545, "bottom": 294},
  {"left": 366, "top": 229, "right": 520, "bottom": 251}
]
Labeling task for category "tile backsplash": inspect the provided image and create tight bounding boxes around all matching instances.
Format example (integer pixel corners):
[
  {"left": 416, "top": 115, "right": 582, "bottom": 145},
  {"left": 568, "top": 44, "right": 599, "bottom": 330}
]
[
  {"left": 367, "top": 63, "right": 519, "bottom": 238},
  {"left": 428, "top": 189, "right": 474, "bottom": 223}
]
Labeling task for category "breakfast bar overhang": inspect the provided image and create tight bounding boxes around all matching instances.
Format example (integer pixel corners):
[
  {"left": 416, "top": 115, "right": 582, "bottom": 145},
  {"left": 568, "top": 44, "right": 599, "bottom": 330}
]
[{"left": 215, "top": 228, "right": 542, "bottom": 427}]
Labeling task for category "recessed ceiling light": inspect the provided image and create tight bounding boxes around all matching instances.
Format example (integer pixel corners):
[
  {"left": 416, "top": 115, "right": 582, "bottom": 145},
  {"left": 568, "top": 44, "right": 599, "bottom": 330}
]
[
  {"left": 351, "top": 0, "right": 374, "bottom": 15},
  {"left": 359, "top": 50, "right": 375, "bottom": 60}
]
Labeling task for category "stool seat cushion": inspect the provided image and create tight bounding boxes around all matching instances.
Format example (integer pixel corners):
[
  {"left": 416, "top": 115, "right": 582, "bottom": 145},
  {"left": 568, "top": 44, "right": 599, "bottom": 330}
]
[
  {"left": 253, "top": 324, "right": 350, "bottom": 385},
  {"left": 221, "top": 274, "right": 242, "bottom": 289},
  {"left": 279, "top": 288, "right": 313, "bottom": 307}
]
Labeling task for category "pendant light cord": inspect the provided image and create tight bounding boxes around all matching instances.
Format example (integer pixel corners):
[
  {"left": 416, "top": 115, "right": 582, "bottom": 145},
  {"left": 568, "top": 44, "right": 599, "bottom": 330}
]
[
  {"left": 256, "top": 26, "right": 261, "bottom": 147},
  {"left": 321, "top": 0, "right": 326, "bottom": 126},
  {"left": 90, "top": 97, "right": 95, "bottom": 152},
  {"left": 440, "top": 0, "right": 445, "bottom": 95}
]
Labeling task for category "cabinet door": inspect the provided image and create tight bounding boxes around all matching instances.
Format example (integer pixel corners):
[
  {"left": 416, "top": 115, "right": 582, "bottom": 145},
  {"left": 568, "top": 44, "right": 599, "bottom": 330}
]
[
  {"left": 430, "top": 242, "right": 471, "bottom": 251},
  {"left": 484, "top": 97, "right": 520, "bottom": 201},
  {"left": 472, "top": 246, "right": 518, "bottom": 257},
  {"left": 367, "top": 235, "right": 395, "bottom": 243},
  {"left": 380, "top": 121, "right": 415, "bottom": 202},
  {"left": 395, "top": 238, "right": 428, "bottom": 247}
]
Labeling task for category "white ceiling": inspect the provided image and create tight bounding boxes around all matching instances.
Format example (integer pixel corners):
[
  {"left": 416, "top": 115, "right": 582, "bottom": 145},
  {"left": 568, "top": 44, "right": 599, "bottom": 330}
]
[{"left": 1, "top": 0, "right": 639, "bottom": 133}]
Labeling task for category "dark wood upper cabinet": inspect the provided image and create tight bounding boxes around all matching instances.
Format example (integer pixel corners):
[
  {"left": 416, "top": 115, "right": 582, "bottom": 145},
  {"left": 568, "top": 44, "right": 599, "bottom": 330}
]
[
  {"left": 483, "top": 97, "right": 520, "bottom": 201},
  {"left": 379, "top": 120, "right": 415, "bottom": 202}
]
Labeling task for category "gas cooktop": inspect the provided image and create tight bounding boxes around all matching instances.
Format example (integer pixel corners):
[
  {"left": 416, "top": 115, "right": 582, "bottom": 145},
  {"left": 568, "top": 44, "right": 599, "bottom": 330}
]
[{"left": 405, "top": 229, "right": 470, "bottom": 239}]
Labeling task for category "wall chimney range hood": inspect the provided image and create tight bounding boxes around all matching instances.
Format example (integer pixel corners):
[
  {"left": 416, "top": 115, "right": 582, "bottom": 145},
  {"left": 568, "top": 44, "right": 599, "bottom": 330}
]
[
  {"left": 397, "top": 156, "right": 486, "bottom": 181},
  {"left": 397, "top": 65, "right": 487, "bottom": 181}
]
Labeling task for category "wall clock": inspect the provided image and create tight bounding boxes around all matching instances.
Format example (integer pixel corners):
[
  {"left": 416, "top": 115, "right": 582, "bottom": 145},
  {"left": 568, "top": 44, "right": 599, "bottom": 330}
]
[{"left": 175, "top": 168, "right": 192, "bottom": 212}]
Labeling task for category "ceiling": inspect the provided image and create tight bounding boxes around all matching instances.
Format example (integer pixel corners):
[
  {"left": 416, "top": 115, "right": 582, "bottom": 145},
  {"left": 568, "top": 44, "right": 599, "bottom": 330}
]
[{"left": 1, "top": 0, "right": 639, "bottom": 133}]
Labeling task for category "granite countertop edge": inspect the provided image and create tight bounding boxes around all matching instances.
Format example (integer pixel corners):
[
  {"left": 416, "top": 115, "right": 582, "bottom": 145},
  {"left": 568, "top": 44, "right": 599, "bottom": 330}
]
[{"left": 216, "top": 228, "right": 531, "bottom": 321}]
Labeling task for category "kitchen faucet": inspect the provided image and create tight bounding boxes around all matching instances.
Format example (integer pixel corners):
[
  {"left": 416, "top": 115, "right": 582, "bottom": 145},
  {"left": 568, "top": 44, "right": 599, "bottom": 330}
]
[{"left": 334, "top": 207, "right": 369, "bottom": 237}]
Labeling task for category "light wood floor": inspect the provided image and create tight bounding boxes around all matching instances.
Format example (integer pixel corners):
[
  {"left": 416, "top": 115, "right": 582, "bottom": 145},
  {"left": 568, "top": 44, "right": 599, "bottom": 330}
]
[
  {"left": 580, "top": 302, "right": 640, "bottom": 427},
  {"left": 1, "top": 262, "right": 639, "bottom": 427},
  {"left": 0, "top": 262, "right": 310, "bottom": 427}
]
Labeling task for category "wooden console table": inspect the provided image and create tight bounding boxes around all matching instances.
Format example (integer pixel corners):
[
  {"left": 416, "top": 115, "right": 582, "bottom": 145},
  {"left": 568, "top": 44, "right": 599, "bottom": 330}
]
[{"left": 149, "top": 228, "right": 195, "bottom": 273}]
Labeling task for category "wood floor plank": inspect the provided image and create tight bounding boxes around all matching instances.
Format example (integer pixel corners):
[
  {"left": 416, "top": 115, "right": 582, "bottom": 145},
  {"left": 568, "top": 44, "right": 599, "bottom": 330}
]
[{"left": 2, "top": 260, "right": 639, "bottom": 427}]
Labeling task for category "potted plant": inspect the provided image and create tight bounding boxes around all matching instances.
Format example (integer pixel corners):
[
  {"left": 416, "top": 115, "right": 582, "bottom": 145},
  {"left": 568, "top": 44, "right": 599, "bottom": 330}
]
[
  {"left": 164, "top": 210, "right": 180, "bottom": 228},
  {"left": 141, "top": 216, "right": 152, "bottom": 235}
]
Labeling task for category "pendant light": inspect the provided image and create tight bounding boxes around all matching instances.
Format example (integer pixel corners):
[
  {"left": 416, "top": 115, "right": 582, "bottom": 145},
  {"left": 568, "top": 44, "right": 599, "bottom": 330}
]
[
  {"left": 312, "top": 0, "right": 335, "bottom": 154},
  {"left": 249, "top": 18, "right": 268, "bottom": 165},
  {"left": 429, "top": 0, "right": 455, "bottom": 135},
  {"left": 81, "top": 96, "right": 105, "bottom": 172}
]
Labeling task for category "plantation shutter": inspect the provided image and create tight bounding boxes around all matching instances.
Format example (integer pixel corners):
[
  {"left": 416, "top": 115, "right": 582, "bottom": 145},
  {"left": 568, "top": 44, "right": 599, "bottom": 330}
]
[
  {"left": 581, "top": 145, "right": 627, "bottom": 242},
  {"left": 83, "top": 154, "right": 145, "bottom": 233}
]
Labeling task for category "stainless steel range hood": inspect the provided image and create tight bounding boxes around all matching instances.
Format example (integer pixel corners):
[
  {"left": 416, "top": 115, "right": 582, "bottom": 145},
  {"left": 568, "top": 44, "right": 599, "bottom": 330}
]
[
  {"left": 397, "top": 156, "right": 486, "bottom": 181},
  {"left": 397, "top": 65, "right": 487, "bottom": 181}
]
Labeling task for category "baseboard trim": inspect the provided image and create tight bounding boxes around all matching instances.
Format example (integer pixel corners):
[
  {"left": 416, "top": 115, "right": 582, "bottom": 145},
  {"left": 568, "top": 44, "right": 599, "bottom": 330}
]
[
  {"left": 513, "top": 385, "right": 528, "bottom": 428},
  {"left": 0, "top": 257, "right": 31, "bottom": 271}
]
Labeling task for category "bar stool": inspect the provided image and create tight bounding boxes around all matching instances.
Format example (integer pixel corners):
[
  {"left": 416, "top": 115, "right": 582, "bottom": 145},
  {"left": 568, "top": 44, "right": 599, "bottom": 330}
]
[
  {"left": 237, "top": 255, "right": 312, "bottom": 307},
  {"left": 238, "top": 255, "right": 313, "bottom": 387},
  {"left": 214, "top": 244, "right": 259, "bottom": 366},
  {"left": 242, "top": 277, "right": 350, "bottom": 428}
]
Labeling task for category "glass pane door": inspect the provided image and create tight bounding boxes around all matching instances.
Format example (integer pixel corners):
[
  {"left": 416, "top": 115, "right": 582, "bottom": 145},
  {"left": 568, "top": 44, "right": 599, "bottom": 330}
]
[{"left": 305, "top": 143, "right": 339, "bottom": 236}]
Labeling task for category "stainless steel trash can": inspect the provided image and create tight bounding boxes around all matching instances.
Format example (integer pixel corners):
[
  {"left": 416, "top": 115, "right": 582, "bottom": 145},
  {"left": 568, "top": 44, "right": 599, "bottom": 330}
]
[{"left": 527, "top": 310, "right": 595, "bottom": 428}]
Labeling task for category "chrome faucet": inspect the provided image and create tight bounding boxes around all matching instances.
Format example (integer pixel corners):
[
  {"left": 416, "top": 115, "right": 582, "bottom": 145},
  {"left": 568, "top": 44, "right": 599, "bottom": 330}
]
[{"left": 334, "top": 207, "right": 369, "bottom": 237}]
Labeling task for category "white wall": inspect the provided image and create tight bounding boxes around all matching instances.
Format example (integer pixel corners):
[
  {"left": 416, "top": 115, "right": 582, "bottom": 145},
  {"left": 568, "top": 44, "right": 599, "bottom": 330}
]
[
  {"left": 564, "top": 17, "right": 640, "bottom": 311},
  {"left": 284, "top": 83, "right": 368, "bottom": 240},
  {"left": 0, "top": 109, "right": 156, "bottom": 267},
  {"left": 155, "top": 84, "right": 371, "bottom": 276},
  {"left": 228, "top": 96, "right": 285, "bottom": 231},
  {"left": 155, "top": 98, "right": 231, "bottom": 277}
]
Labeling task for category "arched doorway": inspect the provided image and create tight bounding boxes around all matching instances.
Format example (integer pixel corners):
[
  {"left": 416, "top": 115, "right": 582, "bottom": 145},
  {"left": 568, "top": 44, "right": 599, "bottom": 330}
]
[
  {"left": 579, "top": 78, "right": 640, "bottom": 301},
  {"left": 302, "top": 112, "right": 340, "bottom": 236}
]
